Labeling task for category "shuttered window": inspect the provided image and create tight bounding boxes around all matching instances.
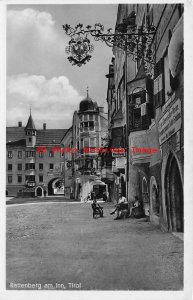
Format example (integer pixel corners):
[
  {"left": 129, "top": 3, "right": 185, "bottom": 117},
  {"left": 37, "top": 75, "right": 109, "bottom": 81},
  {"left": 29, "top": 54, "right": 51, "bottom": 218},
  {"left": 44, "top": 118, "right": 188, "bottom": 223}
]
[{"left": 154, "top": 58, "right": 165, "bottom": 108}]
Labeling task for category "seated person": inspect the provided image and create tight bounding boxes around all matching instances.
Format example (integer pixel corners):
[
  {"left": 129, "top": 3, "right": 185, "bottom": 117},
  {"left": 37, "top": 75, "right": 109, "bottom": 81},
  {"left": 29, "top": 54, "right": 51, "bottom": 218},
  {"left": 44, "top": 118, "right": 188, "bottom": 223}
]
[
  {"left": 110, "top": 193, "right": 128, "bottom": 219},
  {"left": 128, "top": 196, "right": 143, "bottom": 217},
  {"left": 92, "top": 195, "right": 103, "bottom": 217},
  {"left": 103, "top": 192, "right": 107, "bottom": 202}
]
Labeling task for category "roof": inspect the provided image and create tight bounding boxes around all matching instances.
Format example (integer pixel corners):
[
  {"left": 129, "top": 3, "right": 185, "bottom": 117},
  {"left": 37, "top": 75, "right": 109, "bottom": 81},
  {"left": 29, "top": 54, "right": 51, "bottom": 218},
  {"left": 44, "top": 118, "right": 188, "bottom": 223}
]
[
  {"left": 6, "top": 127, "right": 67, "bottom": 146},
  {"left": 6, "top": 127, "right": 25, "bottom": 144},
  {"left": 25, "top": 114, "right": 36, "bottom": 131},
  {"left": 79, "top": 89, "right": 98, "bottom": 112},
  {"left": 36, "top": 129, "right": 67, "bottom": 145}
]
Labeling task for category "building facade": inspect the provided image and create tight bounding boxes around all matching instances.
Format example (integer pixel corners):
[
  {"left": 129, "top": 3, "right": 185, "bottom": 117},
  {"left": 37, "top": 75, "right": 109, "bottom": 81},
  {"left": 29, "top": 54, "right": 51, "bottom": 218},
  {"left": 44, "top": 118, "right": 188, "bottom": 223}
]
[
  {"left": 71, "top": 91, "right": 108, "bottom": 201},
  {"left": 106, "top": 4, "right": 184, "bottom": 232},
  {"left": 6, "top": 114, "right": 67, "bottom": 197},
  {"left": 61, "top": 126, "right": 73, "bottom": 199}
]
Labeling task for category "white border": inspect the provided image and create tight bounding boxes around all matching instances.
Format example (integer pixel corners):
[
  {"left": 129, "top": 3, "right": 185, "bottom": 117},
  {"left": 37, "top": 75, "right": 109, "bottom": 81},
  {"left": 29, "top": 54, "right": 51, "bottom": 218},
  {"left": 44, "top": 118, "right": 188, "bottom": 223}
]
[{"left": 1, "top": 1, "right": 193, "bottom": 300}]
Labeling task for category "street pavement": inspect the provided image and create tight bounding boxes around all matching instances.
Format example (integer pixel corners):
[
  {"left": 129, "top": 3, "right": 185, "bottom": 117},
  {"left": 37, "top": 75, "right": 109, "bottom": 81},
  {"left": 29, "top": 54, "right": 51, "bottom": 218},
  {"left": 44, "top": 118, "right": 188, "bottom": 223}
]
[{"left": 6, "top": 201, "right": 183, "bottom": 290}]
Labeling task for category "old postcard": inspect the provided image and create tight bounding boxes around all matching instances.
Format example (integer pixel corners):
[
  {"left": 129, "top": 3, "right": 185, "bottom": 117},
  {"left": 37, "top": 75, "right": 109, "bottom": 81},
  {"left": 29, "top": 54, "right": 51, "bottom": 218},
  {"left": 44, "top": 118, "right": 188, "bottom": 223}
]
[{"left": 1, "top": 1, "right": 193, "bottom": 299}]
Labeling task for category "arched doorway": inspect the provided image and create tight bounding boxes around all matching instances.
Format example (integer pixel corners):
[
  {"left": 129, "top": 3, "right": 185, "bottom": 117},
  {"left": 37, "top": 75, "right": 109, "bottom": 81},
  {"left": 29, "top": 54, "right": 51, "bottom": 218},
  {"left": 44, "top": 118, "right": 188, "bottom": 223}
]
[
  {"left": 165, "top": 154, "right": 183, "bottom": 232},
  {"left": 149, "top": 176, "right": 160, "bottom": 224},
  {"left": 142, "top": 177, "right": 149, "bottom": 217},
  {"left": 36, "top": 187, "right": 43, "bottom": 197}
]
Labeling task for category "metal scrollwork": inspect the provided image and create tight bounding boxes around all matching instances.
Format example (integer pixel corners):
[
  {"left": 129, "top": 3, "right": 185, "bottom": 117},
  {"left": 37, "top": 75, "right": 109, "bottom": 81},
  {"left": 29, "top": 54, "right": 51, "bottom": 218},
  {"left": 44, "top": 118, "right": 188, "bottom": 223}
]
[{"left": 63, "top": 16, "right": 156, "bottom": 75}]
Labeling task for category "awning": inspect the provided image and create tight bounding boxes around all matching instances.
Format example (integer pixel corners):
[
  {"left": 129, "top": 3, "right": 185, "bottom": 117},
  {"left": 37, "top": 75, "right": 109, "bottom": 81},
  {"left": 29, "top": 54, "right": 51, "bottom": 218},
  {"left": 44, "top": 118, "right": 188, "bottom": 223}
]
[{"left": 168, "top": 14, "right": 183, "bottom": 77}]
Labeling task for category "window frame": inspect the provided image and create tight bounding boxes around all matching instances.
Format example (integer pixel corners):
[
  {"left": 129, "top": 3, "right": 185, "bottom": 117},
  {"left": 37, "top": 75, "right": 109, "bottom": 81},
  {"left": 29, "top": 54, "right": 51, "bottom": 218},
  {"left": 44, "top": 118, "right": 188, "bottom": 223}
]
[
  {"left": 39, "top": 175, "right": 43, "bottom": 183},
  {"left": 8, "top": 164, "right": 12, "bottom": 171},
  {"left": 8, "top": 175, "right": 12, "bottom": 184},
  {"left": 39, "top": 163, "right": 43, "bottom": 171},
  {"left": 8, "top": 151, "right": 13, "bottom": 158},
  {"left": 18, "top": 175, "right": 22, "bottom": 183},
  {"left": 18, "top": 151, "right": 22, "bottom": 159},
  {"left": 49, "top": 163, "right": 54, "bottom": 170},
  {"left": 18, "top": 163, "right": 22, "bottom": 171}
]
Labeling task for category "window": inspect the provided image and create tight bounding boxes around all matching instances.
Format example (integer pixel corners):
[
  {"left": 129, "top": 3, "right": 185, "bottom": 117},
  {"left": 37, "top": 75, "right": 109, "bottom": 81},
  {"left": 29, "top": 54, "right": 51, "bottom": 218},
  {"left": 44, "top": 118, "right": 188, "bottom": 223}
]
[
  {"left": 18, "top": 175, "right": 22, "bottom": 183},
  {"left": 18, "top": 164, "right": 22, "bottom": 171},
  {"left": 18, "top": 151, "right": 22, "bottom": 159},
  {"left": 154, "top": 58, "right": 165, "bottom": 108},
  {"left": 39, "top": 151, "right": 43, "bottom": 158},
  {"left": 49, "top": 151, "right": 54, "bottom": 157},
  {"left": 39, "top": 175, "right": 43, "bottom": 183},
  {"left": 8, "top": 164, "right": 12, "bottom": 171},
  {"left": 90, "top": 138, "right": 96, "bottom": 147},
  {"left": 8, "top": 175, "right": 12, "bottom": 184},
  {"left": 89, "top": 114, "right": 93, "bottom": 121},
  {"left": 39, "top": 163, "right": 43, "bottom": 170},
  {"left": 25, "top": 175, "right": 35, "bottom": 182},
  {"left": 164, "top": 52, "right": 172, "bottom": 101},
  {"left": 25, "top": 163, "right": 35, "bottom": 170},
  {"left": 80, "top": 138, "right": 83, "bottom": 149},
  {"left": 25, "top": 151, "right": 35, "bottom": 158},
  {"left": 84, "top": 138, "right": 89, "bottom": 148},
  {"left": 49, "top": 163, "right": 54, "bottom": 170},
  {"left": 8, "top": 151, "right": 13, "bottom": 158},
  {"left": 89, "top": 121, "right": 94, "bottom": 130},
  {"left": 84, "top": 114, "right": 88, "bottom": 121},
  {"left": 29, "top": 137, "right": 32, "bottom": 142}
]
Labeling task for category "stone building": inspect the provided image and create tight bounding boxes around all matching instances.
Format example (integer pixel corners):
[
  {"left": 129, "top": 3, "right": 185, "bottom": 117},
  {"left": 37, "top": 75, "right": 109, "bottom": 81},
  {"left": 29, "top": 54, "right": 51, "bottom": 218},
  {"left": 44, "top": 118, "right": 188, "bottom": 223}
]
[
  {"left": 60, "top": 126, "right": 73, "bottom": 199},
  {"left": 71, "top": 90, "right": 108, "bottom": 201},
  {"left": 106, "top": 4, "right": 184, "bottom": 232},
  {"left": 6, "top": 113, "right": 67, "bottom": 197}
]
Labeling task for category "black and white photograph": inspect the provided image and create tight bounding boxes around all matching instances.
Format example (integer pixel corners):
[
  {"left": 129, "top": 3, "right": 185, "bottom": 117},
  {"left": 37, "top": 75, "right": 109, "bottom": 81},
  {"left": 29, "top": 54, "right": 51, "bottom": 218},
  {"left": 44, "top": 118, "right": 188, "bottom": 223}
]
[{"left": 2, "top": 1, "right": 193, "bottom": 299}]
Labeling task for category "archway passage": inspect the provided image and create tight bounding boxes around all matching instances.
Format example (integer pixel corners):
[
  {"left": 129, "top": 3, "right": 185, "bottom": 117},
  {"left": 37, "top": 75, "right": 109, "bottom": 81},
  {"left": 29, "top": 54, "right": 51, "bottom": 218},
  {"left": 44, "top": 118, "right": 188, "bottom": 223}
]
[
  {"left": 37, "top": 187, "right": 43, "bottom": 197},
  {"left": 165, "top": 154, "right": 183, "bottom": 232},
  {"left": 152, "top": 184, "right": 159, "bottom": 215},
  {"left": 48, "top": 177, "right": 64, "bottom": 196}
]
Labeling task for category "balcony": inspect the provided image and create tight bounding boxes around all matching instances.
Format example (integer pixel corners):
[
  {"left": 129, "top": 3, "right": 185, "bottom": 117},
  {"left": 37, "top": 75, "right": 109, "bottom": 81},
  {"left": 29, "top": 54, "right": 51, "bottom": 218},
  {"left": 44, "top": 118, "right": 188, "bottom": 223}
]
[{"left": 25, "top": 181, "right": 36, "bottom": 187}]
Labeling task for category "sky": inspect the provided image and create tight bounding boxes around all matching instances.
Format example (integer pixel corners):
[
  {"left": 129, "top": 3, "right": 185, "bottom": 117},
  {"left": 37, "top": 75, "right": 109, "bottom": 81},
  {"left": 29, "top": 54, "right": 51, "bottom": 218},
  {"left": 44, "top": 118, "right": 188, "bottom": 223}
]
[{"left": 6, "top": 4, "right": 118, "bottom": 129}]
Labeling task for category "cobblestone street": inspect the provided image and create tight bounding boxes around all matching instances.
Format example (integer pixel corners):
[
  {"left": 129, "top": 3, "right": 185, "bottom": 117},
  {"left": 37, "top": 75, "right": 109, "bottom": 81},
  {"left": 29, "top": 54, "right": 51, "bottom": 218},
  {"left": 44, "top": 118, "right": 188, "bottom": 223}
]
[{"left": 6, "top": 201, "right": 183, "bottom": 290}]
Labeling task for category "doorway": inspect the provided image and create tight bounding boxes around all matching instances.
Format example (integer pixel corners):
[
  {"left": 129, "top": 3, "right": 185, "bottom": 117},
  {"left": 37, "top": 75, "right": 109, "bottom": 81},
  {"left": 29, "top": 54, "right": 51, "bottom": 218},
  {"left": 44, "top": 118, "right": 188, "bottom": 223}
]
[
  {"left": 36, "top": 187, "right": 43, "bottom": 197},
  {"left": 165, "top": 154, "right": 183, "bottom": 232}
]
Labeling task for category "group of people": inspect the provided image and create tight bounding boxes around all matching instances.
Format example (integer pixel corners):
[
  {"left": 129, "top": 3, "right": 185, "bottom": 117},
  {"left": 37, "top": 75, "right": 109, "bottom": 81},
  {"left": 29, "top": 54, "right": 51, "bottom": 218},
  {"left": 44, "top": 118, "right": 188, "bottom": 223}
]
[{"left": 91, "top": 191, "right": 144, "bottom": 220}]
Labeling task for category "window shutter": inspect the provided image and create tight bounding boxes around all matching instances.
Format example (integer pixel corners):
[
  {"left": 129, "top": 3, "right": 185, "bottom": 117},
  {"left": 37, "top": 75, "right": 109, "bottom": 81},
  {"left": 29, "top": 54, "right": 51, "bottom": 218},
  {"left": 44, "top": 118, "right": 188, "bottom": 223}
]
[{"left": 154, "top": 58, "right": 165, "bottom": 108}]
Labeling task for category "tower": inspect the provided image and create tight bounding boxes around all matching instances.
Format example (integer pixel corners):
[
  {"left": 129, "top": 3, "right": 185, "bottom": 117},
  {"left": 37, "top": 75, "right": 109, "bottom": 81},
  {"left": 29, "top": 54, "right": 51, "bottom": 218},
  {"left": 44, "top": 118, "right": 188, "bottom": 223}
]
[{"left": 25, "top": 111, "right": 37, "bottom": 147}]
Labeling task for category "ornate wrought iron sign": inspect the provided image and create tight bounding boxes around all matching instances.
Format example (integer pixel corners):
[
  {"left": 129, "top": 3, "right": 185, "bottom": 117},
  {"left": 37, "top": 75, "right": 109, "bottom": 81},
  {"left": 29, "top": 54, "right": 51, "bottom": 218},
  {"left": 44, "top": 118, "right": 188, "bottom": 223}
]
[{"left": 63, "top": 13, "right": 156, "bottom": 73}]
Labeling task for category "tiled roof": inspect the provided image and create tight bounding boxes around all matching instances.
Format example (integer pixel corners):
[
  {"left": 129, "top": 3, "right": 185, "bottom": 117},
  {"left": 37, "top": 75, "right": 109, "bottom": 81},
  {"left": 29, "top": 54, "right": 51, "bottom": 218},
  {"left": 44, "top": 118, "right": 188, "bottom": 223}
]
[
  {"left": 36, "top": 129, "right": 67, "bottom": 145},
  {"left": 6, "top": 127, "right": 25, "bottom": 143},
  {"left": 6, "top": 127, "right": 67, "bottom": 146}
]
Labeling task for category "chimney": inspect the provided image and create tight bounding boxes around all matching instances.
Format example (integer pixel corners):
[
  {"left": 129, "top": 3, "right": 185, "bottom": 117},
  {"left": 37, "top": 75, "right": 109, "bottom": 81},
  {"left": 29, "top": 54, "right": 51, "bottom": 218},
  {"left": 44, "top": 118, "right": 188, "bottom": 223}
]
[
  {"left": 18, "top": 121, "right": 22, "bottom": 127},
  {"left": 43, "top": 123, "right": 46, "bottom": 130},
  {"left": 98, "top": 107, "right": 104, "bottom": 113}
]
